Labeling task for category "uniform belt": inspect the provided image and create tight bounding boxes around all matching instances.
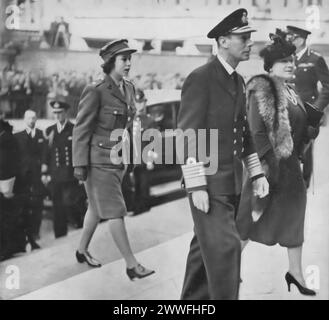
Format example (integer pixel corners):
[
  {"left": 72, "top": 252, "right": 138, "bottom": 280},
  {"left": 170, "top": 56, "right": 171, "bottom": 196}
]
[
  {"left": 94, "top": 127, "right": 112, "bottom": 137},
  {"left": 94, "top": 127, "right": 129, "bottom": 137}
]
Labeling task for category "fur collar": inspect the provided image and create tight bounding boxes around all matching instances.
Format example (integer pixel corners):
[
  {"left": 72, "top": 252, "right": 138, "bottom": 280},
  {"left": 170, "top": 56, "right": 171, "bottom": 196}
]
[{"left": 246, "top": 74, "right": 293, "bottom": 159}]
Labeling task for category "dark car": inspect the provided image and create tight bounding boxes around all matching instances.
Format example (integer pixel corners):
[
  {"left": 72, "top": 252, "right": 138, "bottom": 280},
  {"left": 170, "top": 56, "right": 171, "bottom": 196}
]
[{"left": 122, "top": 89, "right": 184, "bottom": 215}]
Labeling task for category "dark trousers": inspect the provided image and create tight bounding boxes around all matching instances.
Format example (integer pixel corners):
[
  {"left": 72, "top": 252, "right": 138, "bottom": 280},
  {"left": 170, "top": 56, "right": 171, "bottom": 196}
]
[
  {"left": 16, "top": 176, "right": 45, "bottom": 243},
  {"left": 303, "top": 143, "right": 313, "bottom": 189},
  {"left": 181, "top": 193, "right": 241, "bottom": 300},
  {"left": 51, "top": 182, "right": 69, "bottom": 238},
  {"left": 0, "top": 194, "right": 26, "bottom": 260},
  {"left": 51, "top": 181, "right": 86, "bottom": 238},
  {"left": 23, "top": 199, "right": 43, "bottom": 242}
]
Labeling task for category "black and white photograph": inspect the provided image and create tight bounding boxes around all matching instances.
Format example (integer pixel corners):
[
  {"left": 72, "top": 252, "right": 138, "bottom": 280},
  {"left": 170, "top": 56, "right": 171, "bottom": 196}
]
[{"left": 0, "top": 0, "right": 328, "bottom": 302}]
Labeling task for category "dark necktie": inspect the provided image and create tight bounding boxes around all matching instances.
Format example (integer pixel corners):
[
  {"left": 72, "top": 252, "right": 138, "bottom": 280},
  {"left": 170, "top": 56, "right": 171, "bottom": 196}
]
[{"left": 231, "top": 71, "right": 239, "bottom": 88}]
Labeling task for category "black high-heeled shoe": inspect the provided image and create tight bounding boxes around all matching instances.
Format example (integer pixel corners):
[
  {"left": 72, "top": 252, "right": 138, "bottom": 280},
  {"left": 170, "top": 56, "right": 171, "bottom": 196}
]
[
  {"left": 126, "top": 264, "right": 155, "bottom": 281},
  {"left": 76, "top": 251, "right": 102, "bottom": 268},
  {"left": 285, "top": 272, "right": 316, "bottom": 296},
  {"left": 30, "top": 241, "right": 41, "bottom": 251}
]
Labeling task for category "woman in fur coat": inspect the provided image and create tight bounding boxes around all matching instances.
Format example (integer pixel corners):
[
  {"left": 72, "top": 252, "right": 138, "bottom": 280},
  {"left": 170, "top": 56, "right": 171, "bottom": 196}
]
[{"left": 236, "top": 33, "right": 318, "bottom": 296}]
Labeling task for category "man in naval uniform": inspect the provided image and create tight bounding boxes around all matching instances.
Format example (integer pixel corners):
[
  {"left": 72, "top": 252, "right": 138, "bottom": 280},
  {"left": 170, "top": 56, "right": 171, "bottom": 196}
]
[
  {"left": 286, "top": 25, "right": 329, "bottom": 188},
  {"left": 43, "top": 101, "right": 86, "bottom": 238},
  {"left": 178, "top": 9, "right": 269, "bottom": 300}
]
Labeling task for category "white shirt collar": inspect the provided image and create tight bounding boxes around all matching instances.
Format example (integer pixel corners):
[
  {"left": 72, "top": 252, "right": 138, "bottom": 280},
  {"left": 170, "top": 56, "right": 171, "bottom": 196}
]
[
  {"left": 57, "top": 121, "right": 67, "bottom": 133},
  {"left": 26, "top": 127, "right": 36, "bottom": 138},
  {"left": 217, "top": 54, "right": 235, "bottom": 76},
  {"left": 296, "top": 47, "right": 308, "bottom": 61}
]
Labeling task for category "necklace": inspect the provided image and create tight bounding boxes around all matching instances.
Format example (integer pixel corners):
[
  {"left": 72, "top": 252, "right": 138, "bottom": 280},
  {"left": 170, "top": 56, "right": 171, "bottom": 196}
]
[{"left": 284, "top": 86, "right": 298, "bottom": 105}]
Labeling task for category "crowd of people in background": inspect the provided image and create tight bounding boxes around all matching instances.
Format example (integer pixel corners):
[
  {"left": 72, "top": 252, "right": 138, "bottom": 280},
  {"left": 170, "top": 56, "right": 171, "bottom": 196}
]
[
  {"left": 0, "top": 105, "right": 87, "bottom": 262},
  {"left": 0, "top": 66, "right": 185, "bottom": 262},
  {"left": 0, "top": 68, "right": 185, "bottom": 120}
]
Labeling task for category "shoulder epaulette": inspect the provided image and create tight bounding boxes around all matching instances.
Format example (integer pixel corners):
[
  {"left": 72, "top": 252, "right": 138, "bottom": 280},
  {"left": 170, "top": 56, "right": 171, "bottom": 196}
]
[
  {"left": 310, "top": 50, "right": 322, "bottom": 57},
  {"left": 90, "top": 78, "right": 105, "bottom": 88},
  {"left": 95, "top": 79, "right": 105, "bottom": 87}
]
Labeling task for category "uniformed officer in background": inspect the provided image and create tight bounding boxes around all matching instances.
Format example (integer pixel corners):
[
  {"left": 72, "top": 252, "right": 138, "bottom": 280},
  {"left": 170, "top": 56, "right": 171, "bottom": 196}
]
[
  {"left": 286, "top": 26, "right": 329, "bottom": 188},
  {"left": 15, "top": 110, "right": 46, "bottom": 249},
  {"left": 43, "top": 101, "right": 86, "bottom": 238}
]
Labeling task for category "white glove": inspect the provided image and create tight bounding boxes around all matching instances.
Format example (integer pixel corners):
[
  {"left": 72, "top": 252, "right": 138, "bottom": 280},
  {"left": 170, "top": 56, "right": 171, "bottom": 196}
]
[
  {"left": 192, "top": 190, "right": 210, "bottom": 214},
  {"left": 252, "top": 176, "right": 269, "bottom": 199}
]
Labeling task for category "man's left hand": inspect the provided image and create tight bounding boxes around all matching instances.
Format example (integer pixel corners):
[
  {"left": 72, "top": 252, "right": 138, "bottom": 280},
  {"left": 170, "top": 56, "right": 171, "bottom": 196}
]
[{"left": 252, "top": 176, "right": 269, "bottom": 199}]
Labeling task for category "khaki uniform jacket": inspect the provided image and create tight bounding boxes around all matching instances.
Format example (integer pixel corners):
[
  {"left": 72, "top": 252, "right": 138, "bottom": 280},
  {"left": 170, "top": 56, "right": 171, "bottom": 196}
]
[{"left": 73, "top": 75, "right": 136, "bottom": 169}]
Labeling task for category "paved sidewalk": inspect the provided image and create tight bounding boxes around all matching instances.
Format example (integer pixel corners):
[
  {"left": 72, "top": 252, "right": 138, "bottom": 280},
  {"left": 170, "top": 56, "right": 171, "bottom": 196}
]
[
  {"left": 17, "top": 193, "right": 329, "bottom": 301},
  {"left": 16, "top": 177, "right": 329, "bottom": 300}
]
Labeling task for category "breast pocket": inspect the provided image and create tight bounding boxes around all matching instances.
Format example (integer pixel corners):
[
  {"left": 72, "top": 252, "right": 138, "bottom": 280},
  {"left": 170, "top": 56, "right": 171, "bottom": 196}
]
[
  {"left": 90, "top": 134, "right": 123, "bottom": 166},
  {"left": 103, "top": 106, "right": 126, "bottom": 130}
]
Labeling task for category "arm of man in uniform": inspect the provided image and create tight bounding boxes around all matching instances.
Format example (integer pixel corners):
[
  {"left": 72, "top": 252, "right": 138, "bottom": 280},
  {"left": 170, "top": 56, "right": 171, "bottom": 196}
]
[
  {"left": 315, "top": 56, "right": 329, "bottom": 112},
  {"left": 177, "top": 70, "right": 209, "bottom": 213},
  {"left": 73, "top": 85, "right": 99, "bottom": 181}
]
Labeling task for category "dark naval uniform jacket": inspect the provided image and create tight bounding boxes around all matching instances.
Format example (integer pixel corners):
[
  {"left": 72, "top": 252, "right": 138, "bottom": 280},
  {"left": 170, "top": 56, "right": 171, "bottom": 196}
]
[
  {"left": 178, "top": 57, "right": 256, "bottom": 195},
  {"left": 178, "top": 57, "right": 260, "bottom": 301},
  {"left": 292, "top": 48, "right": 329, "bottom": 111},
  {"left": 44, "top": 121, "right": 75, "bottom": 182},
  {"left": 291, "top": 48, "right": 329, "bottom": 188},
  {"left": 72, "top": 75, "right": 136, "bottom": 169}
]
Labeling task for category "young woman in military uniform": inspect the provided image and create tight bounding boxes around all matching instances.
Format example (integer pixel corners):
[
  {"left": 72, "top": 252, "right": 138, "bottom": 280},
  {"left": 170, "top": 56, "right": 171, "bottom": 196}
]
[{"left": 72, "top": 40, "right": 154, "bottom": 280}]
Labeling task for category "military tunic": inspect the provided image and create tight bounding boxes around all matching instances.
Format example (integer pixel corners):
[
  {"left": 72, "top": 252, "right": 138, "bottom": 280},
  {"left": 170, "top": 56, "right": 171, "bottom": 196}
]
[
  {"left": 73, "top": 75, "right": 136, "bottom": 220},
  {"left": 178, "top": 57, "right": 257, "bottom": 300},
  {"left": 44, "top": 121, "right": 86, "bottom": 238},
  {"left": 291, "top": 48, "right": 329, "bottom": 188},
  {"left": 292, "top": 48, "right": 329, "bottom": 112}
]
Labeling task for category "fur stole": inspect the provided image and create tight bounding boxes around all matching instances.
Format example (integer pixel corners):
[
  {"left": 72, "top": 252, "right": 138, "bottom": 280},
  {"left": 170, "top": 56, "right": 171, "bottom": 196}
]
[{"left": 246, "top": 74, "right": 294, "bottom": 159}]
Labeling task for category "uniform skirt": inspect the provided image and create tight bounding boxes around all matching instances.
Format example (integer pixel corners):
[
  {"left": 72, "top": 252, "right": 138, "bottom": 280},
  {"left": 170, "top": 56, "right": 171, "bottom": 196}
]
[{"left": 84, "top": 167, "right": 127, "bottom": 220}]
